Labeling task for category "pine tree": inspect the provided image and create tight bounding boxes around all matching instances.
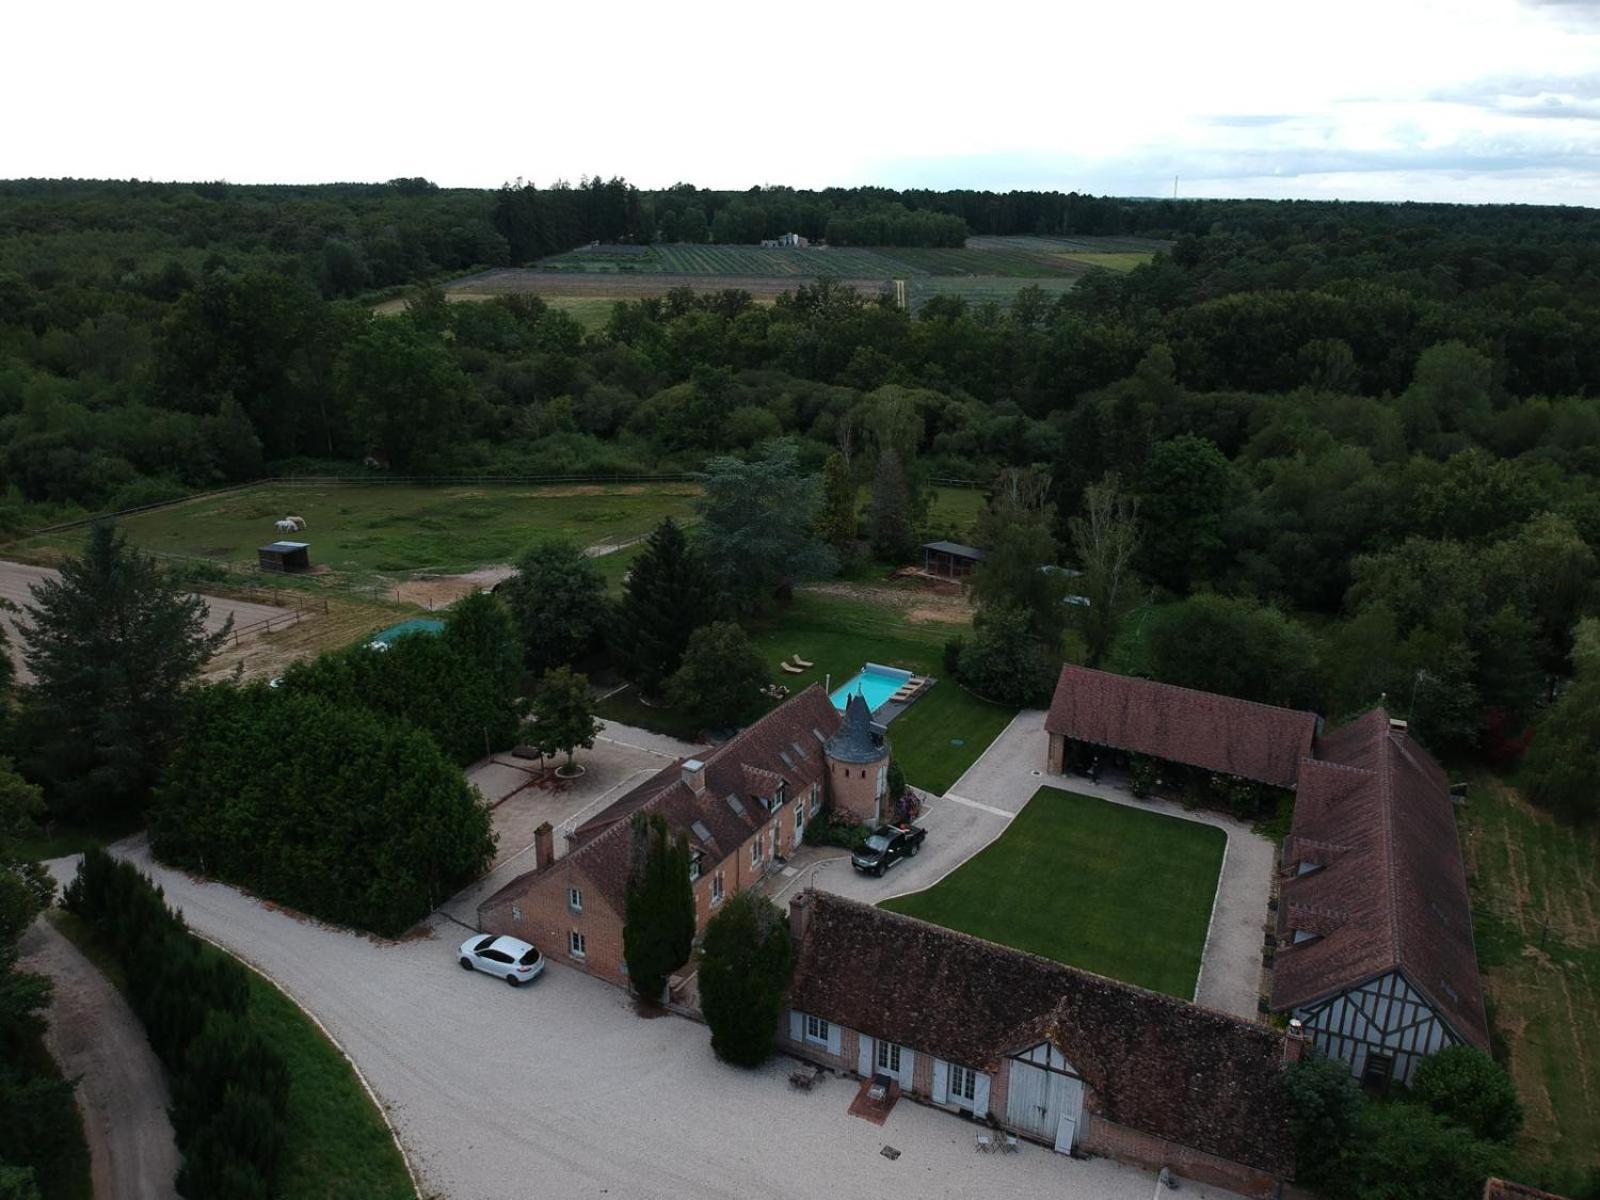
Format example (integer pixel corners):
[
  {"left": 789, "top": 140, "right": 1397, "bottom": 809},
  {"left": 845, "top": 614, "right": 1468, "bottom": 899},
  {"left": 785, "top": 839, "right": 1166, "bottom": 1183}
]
[
  {"left": 19, "top": 522, "right": 229, "bottom": 819},
  {"left": 622, "top": 812, "right": 696, "bottom": 1003},
  {"left": 817, "top": 452, "right": 858, "bottom": 559},
  {"left": 867, "top": 448, "right": 915, "bottom": 561},
  {"left": 616, "top": 519, "right": 717, "bottom": 697}
]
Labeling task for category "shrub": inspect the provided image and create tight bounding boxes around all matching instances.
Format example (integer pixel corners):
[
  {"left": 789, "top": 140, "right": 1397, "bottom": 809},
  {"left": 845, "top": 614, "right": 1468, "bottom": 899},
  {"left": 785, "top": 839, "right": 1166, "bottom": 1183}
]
[
  {"left": 1410, "top": 1045, "right": 1524, "bottom": 1144},
  {"left": 802, "top": 809, "right": 867, "bottom": 850},
  {"left": 698, "top": 892, "right": 794, "bottom": 1067},
  {"left": 150, "top": 685, "right": 496, "bottom": 936}
]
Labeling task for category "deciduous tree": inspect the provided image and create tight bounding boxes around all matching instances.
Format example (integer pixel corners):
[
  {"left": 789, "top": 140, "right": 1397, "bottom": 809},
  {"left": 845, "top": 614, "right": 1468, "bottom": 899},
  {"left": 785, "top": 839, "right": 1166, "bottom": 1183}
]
[
  {"left": 531, "top": 667, "right": 602, "bottom": 774},
  {"left": 665, "top": 622, "right": 768, "bottom": 731},
  {"left": 502, "top": 540, "right": 610, "bottom": 674},
  {"left": 1068, "top": 472, "right": 1141, "bottom": 665}
]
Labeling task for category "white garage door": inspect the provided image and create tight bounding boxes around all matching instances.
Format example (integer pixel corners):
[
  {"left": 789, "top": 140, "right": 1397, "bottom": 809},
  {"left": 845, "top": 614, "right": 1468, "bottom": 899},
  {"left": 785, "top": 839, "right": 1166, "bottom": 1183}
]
[{"left": 1006, "top": 1048, "right": 1084, "bottom": 1151}]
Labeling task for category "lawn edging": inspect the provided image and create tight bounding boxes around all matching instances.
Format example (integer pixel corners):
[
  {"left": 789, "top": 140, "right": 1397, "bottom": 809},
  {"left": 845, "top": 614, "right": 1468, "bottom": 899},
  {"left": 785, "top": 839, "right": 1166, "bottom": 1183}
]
[
  {"left": 935, "top": 706, "right": 1031, "bottom": 798},
  {"left": 1190, "top": 831, "right": 1232, "bottom": 1007},
  {"left": 191, "top": 932, "right": 422, "bottom": 1200}
]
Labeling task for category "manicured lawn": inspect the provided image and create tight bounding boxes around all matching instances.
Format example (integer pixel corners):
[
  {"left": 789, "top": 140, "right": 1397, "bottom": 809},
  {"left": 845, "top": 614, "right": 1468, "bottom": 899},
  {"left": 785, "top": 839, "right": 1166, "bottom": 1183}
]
[
  {"left": 888, "top": 683, "right": 1016, "bottom": 796},
  {"left": 595, "top": 683, "right": 705, "bottom": 742},
  {"left": 52, "top": 911, "right": 415, "bottom": 1200},
  {"left": 15, "top": 482, "right": 699, "bottom": 579},
  {"left": 1462, "top": 771, "right": 1600, "bottom": 1187},
  {"left": 883, "top": 787, "right": 1225, "bottom": 998}
]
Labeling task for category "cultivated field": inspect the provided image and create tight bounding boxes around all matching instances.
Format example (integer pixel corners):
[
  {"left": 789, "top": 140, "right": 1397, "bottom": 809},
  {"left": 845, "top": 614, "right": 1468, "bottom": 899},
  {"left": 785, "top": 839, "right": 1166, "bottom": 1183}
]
[
  {"left": 1463, "top": 773, "right": 1600, "bottom": 1184},
  {"left": 883, "top": 786, "right": 1226, "bottom": 998},
  {"left": 10, "top": 482, "right": 701, "bottom": 579},
  {"left": 431, "top": 235, "right": 1165, "bottom": 315}
]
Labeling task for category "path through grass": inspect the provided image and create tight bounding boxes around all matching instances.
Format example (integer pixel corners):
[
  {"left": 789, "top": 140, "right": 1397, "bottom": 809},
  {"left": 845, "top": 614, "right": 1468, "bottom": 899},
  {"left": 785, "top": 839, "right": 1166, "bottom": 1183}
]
[{"left": 884, "top": 786, "right": 1225, "bottom": 997}]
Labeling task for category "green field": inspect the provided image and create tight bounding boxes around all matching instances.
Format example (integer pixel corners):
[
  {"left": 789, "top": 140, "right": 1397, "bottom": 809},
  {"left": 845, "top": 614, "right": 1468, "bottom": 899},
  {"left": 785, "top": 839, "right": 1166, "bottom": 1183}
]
[
  {"left": 884, "top": 787, "right": 1225, "bottom": 998},
  {"left": 13, "top": 483, "right": 699, "bottom": 579},
  {"left": 1464, "top": 773, "right": 1600, "bottom": 1186},
  {"left": 53, "top": 911, "right": 415, "bottom": 1200}
]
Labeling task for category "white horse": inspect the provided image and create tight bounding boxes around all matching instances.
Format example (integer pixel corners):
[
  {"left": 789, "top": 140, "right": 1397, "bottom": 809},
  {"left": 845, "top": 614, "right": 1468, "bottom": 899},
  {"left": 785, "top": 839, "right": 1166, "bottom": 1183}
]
[
  {"left": 275, "top": 518, "right": 298, "bottom": 533},
  {"left": 285, "top": 515, "right": 307, "bottom": 531}
]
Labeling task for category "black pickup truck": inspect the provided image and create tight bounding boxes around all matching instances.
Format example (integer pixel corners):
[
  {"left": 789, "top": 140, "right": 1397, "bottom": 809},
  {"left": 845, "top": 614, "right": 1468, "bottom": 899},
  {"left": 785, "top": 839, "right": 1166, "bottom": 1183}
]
[{"left": 851, "top": 822, "right": 927, "bottom": 876}]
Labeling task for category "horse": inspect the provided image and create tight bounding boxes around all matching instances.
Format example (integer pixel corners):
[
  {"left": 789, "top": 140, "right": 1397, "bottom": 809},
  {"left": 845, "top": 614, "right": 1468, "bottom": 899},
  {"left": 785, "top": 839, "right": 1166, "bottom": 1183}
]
[{"left": 274, "top": 519, "right": 297, "bottom": 533}]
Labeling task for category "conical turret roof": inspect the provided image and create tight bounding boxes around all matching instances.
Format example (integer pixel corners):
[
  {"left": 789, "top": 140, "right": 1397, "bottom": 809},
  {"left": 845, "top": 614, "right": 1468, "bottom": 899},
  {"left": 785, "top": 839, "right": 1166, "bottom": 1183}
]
[{"left": 825, "top": 692, "right": 887, "bottom": 764}]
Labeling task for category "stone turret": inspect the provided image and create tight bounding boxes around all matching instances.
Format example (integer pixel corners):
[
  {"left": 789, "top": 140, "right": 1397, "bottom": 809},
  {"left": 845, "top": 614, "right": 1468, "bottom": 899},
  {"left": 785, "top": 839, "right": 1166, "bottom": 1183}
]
[{"left": 824, "top": 693, "right": 891, "bottom": 826}]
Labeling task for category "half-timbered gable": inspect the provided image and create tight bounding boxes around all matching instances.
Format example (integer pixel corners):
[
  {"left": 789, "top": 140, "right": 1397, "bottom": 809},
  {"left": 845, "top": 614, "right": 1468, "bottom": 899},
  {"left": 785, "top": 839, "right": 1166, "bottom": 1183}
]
[{"left": 1272, "top": 709, "right": 1488, "bottom": 1085}]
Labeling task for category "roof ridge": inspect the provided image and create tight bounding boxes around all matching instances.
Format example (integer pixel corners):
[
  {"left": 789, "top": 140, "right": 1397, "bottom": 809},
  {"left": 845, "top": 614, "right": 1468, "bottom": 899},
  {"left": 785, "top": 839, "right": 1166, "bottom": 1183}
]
[
  {"left": 809, "top": 892, "right": 1278, "bottom": 1038},
  {"left": 1301, "top": 757, "right": 1376, "bottom": 776},
  {"left": 702, "top": 682, "right": 827, "bottom": 767},
  {"left": 1377, "top": 724, "right": 1403, "bottom": 977},
  {"left": 1064, "top": 663, "right": 1317, "bottom": 725}
]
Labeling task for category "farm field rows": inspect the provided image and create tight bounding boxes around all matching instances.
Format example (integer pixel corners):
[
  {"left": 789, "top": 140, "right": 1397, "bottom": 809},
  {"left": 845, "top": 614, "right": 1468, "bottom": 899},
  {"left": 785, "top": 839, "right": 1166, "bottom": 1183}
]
[{"left": 452, "top": 269, "right": 892, "bottom": 302}]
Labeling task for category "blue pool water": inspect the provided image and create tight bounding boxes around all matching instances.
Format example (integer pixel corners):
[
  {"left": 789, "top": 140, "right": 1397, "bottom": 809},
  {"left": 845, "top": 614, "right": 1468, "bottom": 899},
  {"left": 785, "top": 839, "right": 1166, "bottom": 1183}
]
[
  {"left": 830, "top": 663, "right": 913, "bottom": 712},
  {"left": 371, "top": 618, "right": 446, "bottom": 645}
]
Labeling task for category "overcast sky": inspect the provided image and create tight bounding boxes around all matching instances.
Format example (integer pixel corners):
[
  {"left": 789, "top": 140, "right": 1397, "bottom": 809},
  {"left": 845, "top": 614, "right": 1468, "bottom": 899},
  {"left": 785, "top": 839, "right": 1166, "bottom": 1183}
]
[{"left": 7, "top": 0, "right": 1600, "bottom": 205}]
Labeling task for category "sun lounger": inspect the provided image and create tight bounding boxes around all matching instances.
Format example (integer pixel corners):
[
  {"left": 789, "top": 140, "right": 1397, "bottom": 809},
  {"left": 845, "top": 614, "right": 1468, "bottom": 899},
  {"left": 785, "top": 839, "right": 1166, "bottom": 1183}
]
[
  {"left": 792, "top": 655, "right": 814, "bottom": 669},
  {"left": 781, "top": 662, "right": 803, "bottom": 675}
]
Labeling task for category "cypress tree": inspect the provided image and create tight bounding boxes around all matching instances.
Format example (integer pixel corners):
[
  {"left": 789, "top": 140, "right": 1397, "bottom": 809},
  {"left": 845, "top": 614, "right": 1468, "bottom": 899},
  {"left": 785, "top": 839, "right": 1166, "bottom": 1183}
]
[
  {"left": 622, "top": 812, "right": 696, "bottom": 1003},
  {"left": 616, "top": 519, "right": 717, "bottom": 697},
  {"left": 817, "top": 451, "right": 858, "bottom": 559}
]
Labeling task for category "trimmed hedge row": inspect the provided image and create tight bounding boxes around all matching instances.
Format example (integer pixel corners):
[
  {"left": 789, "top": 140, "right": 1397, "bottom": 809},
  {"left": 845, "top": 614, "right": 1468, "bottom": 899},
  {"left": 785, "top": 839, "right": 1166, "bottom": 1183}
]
[{"left": 64, "top": 850, "right": 287, "bottom": 1199}]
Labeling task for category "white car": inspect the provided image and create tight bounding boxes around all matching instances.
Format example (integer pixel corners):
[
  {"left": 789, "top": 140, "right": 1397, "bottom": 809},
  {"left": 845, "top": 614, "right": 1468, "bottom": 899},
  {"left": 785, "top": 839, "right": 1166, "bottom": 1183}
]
[{"left": 458, "top": 934, "right": 544, "bottom": 986}]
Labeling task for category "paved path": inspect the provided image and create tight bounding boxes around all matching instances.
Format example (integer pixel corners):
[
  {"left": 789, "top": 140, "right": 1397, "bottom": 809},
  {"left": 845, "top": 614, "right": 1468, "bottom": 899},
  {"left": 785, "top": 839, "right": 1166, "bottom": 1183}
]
[
  {"left": 0, "top": 558, "right": 291, "bottom": 684},
  {"left": 17, "top": 916, "right": 180, "bottom": 1200},
  {"left": 62, "top": 841, "right": 1243, "bottom": 1200},
  {"left": 804, "top": 709, "right": 1274, "bottom": 1021}
]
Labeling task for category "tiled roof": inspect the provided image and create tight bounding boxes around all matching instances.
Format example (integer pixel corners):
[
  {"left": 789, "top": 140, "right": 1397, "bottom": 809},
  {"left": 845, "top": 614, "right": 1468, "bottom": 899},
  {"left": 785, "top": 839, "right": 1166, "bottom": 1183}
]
[
  {"left": 788, "top": 893, "right": 1293, "bottom": 1175},
  {"left": 824, "top": 693, "right": 886, "bottom": 765},
  {"left": 1273, "top": 709, "right": 1489, "bottom": 1050},
  {"left": 487, "top": 686, "right": 843, "bottom": 915},
  {"left": 1045, "top": 665, "right": 1317, "bottom": 789}
]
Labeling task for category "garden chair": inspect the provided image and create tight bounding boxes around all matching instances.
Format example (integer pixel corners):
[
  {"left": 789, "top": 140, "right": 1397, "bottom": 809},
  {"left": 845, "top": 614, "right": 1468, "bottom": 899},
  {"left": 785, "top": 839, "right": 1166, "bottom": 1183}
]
[
  {"left": 1001, "top": 1132, "right": 1019, "bottom": 1154},
  {"left": 974, "top": 1131, "right": 993, "bottom": 1153}
]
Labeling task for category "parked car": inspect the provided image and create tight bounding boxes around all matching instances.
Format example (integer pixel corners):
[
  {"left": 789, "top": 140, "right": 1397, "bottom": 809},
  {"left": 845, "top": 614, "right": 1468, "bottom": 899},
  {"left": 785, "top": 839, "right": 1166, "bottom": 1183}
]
[
  {"left": 851, "top": 822, "right": 926, "bottom": 876},
  {"left": 458, "top": 934, "right": 544, "bottom": 985}
]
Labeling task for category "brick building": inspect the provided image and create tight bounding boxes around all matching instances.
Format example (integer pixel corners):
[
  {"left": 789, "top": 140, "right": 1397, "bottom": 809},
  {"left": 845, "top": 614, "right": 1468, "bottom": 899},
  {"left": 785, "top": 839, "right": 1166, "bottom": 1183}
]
[
  {"left": 477, "top": 685, "right": 888, "bottom": 985},
  {"left": 780, "top": 892, "right": 1296, "bottom": 1198}
]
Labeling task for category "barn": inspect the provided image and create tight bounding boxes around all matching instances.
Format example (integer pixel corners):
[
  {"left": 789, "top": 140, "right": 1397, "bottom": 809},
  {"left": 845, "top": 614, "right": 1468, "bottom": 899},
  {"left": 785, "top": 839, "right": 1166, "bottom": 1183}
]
[
  {"left": 257, "top": 541, "right": 311, "bottom": 573},
  {"left": 920, "top": 541, "right": 984, "bottom": 579}
]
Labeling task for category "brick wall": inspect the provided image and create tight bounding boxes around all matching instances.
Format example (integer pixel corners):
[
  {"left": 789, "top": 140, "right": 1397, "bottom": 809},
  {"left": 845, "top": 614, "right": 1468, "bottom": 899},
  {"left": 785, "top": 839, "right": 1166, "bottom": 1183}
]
[
  {"left": 482, "top": 861, "right": 628, "bottom": 983},
  {"left": 828, "top": 759, "right": 884, "bottom": 826},
  {"left": 1079, "top": 1117, "right": 1279, "bottom": 1199}
]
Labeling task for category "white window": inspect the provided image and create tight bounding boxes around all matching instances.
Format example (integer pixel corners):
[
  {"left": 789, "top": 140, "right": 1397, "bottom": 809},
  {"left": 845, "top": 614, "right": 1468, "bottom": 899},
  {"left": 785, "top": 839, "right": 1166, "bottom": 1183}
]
[
  {"left": 804, "top": 1014, "right": 830, "bottom": 1045},
  {"left": 568, "top": 887, "right": 582, "bottom": 913},
  {"left": 569, "top": 930, "right": 586, "bottom": 958},
  {"left": 689, "top": 856, "right": 702, "bottom": 883},
  {"left": 876, "top": 766, "right": 887, "bottom": 798},
  {"left": 794, "top": 799, "right": 805, "bottom": 838},
  {"left": 809, "top": 785, "right": 821, "bottom": 817},
  {"left": 949, "top": 1064, "right": 977, "bottom": 1103},
  {"left": 775, "top": 780, "right": 787, "bottom": 806},
  {"left": 876, "top": 1041, "right": 901, "bottom": 1074},
  {"left": 751, "top": 839, "right": 763, "bottom": 867},
  {"left": 712, "top": 871, "right": 724, "bottom": 905}
]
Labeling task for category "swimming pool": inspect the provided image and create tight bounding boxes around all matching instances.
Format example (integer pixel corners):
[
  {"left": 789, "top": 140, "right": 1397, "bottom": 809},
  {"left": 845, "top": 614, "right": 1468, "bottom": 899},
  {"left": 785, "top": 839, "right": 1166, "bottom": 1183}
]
[
  {"left": 370, "top": 618, "right": 446, "bottom": 645},
  {"left": 830, "top": 663, "right": 913, "bottom": 712}
]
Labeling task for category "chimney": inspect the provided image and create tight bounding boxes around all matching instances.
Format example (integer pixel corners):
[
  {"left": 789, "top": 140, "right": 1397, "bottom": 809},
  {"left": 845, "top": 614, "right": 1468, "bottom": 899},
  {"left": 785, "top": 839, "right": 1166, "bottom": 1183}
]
[
  {"left": 789, "top": 889, "right": 813, "bottom": 947},
  {"left": 682, "top": 758, "right": 707, "bottom": 795},
  {"left": 1283, "top": 1017, "right": 1309, "bottom": 1064},
  {"left": 534, "top": 821, "right": 554, "bottom": 870},
  {"left": 1388, "top": 717, "right": 1408, "bottom": 740}
]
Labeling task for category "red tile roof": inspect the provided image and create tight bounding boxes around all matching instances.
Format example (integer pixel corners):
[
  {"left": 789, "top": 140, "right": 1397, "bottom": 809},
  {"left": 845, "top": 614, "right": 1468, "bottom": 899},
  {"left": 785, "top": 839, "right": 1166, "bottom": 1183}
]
[
  {"left": 1045, "top": 665, "right": 1318, "bottom": 789},
  {"left": 485, "top": 685, "right": 842, "bottom": 915},
  {"left": 1272, "top": 709, "right": 1488, "bottom": 1050},
  {"left": 788, "top": 893, "right": 1293, "bottom": 1175}
]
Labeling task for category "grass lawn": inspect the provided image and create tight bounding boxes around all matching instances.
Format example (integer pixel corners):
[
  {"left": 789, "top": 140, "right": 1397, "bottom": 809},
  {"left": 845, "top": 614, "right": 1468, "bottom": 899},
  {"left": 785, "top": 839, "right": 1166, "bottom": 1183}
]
[
  {"left": 13, "top": 482, "right": 699, "bottom": 580},
  {"left": 883, "top": 786, "right": 1225, "bottom": 998},
  {"left": 595, "top": 683, "right": 705, "bottom": 742},
  {"left": 52, "top": 911, "right": 416, "bottom": 1200},
  {"left": 888, "top": 684, "right": 1016, "bottom": 796},
  {"left": 1462, "top": 772, "right": 1600, "bottom": 1187}
]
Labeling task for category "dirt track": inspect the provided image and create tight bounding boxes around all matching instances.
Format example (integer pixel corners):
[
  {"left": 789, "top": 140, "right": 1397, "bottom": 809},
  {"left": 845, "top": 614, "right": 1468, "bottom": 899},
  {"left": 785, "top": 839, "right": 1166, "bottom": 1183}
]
[
  {"left": 0, "top": 559, "right": 296, "bottom": 684},
  {"left": 19, "top": 916, "right": 180, "bottom": 1200}
]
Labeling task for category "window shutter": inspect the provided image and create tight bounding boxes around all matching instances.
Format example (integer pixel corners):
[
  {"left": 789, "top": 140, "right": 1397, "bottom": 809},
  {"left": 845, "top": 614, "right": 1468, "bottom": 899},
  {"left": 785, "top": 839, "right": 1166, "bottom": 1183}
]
[
  {"left": 826, "top": 1024, "right": 841, "bottom": 1056},
  {"left": 972, "top": 1071, "right": 991, "bottom": 1118},
  {"left": 931, "top": 1059, "right": 949, "bottom": 1105},
  {"left": 789, "top": 1010, "right": 803, "bottom": 1044},
  {"left": 857, "top": 1035, "right": 873, "bottom": 1078}
]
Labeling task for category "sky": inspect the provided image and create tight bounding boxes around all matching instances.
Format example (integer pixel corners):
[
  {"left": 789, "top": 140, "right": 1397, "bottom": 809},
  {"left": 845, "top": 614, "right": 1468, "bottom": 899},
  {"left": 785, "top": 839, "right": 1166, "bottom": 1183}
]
[{"left": 6, "top": 0, "right": 1600, "bottom": 205}]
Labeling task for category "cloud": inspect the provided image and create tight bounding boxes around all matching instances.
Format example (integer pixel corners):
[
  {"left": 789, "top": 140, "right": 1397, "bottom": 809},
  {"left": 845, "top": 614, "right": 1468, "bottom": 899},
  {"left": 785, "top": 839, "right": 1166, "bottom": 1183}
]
[{"left": 1519, "top": 0, "right": 1600, "bottom": 29}]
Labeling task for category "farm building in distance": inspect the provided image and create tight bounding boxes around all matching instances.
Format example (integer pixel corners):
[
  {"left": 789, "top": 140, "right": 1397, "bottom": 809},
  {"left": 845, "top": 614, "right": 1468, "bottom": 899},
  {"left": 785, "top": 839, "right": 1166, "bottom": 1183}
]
[
  {"left": 921, "top": 540, "right": 984, "bottom": 579},
  {"left": 257, "top": 541, "right": 311, "bottom": 573},
  {"left": 759, "top": 232, "right": 809, "bottom": 248}
]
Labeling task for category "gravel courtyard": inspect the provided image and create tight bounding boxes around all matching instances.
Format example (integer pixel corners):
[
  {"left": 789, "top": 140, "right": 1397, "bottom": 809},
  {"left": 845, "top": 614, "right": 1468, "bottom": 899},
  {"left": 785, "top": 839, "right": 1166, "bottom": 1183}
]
[{"left": 58, "top": 841, "right": 1248, "bottom": 1200}]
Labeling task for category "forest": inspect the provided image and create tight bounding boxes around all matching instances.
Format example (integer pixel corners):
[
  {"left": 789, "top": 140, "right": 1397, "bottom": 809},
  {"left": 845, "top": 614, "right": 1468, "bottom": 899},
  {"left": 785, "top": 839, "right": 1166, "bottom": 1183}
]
[{"left": 3, "top": 177, "right": 1600, "bottom": 794}]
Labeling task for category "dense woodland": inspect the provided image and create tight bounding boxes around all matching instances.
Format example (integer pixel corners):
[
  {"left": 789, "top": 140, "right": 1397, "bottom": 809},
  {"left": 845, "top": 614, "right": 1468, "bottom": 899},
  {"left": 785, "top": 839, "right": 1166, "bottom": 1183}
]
[{"left": 4, "top": 177, "right": 1600, "bottom": 795}]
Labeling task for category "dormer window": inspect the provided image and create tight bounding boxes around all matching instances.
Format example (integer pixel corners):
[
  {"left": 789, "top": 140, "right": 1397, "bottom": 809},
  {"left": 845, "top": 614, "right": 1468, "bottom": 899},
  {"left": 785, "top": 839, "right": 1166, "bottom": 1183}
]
[
  {"left": 775, "top": 780, "right": 787, "bottom": 807},
  {"left": 1292, "top": 929, "right": 1321, "bottom": 946},
  {"left": 1295, "top": 860, "right": 1323, "bottom": 877}
]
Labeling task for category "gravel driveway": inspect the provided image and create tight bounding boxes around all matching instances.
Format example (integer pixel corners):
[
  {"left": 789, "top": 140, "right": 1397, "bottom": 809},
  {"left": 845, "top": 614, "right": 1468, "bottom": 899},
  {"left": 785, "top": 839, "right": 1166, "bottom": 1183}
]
[
  {"left": 68, "top": 840, "right": 1245, "bottom": 1200},
  {"left": 18, "top": 915, "right": 180, "bottom": 1200}
]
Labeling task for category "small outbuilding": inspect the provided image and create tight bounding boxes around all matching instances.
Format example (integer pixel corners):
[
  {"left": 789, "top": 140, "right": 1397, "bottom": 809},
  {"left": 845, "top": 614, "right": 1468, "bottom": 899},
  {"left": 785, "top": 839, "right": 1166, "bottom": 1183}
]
[
  {"left": 921, "top": 541, "right": 984, "bottom": 579},
  {"left": 257, "top": 541, "right": 311, "bottom": 574}
]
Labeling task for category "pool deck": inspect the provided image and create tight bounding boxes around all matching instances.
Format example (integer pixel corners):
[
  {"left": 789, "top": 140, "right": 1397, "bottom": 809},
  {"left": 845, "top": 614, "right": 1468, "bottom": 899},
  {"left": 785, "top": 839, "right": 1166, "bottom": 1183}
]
[{"left": 870, "top": 675, "right": 938, "bottom": 726}]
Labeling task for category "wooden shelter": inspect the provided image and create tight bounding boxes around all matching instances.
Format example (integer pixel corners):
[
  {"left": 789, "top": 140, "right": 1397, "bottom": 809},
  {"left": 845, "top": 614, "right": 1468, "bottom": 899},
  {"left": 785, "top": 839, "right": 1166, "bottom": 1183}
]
[
  {"left": 257, "top": 541, "right": 311, "bottom": 573},
  {"left": 921, "top": 541, "right": 984, "bottom": 579}
]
